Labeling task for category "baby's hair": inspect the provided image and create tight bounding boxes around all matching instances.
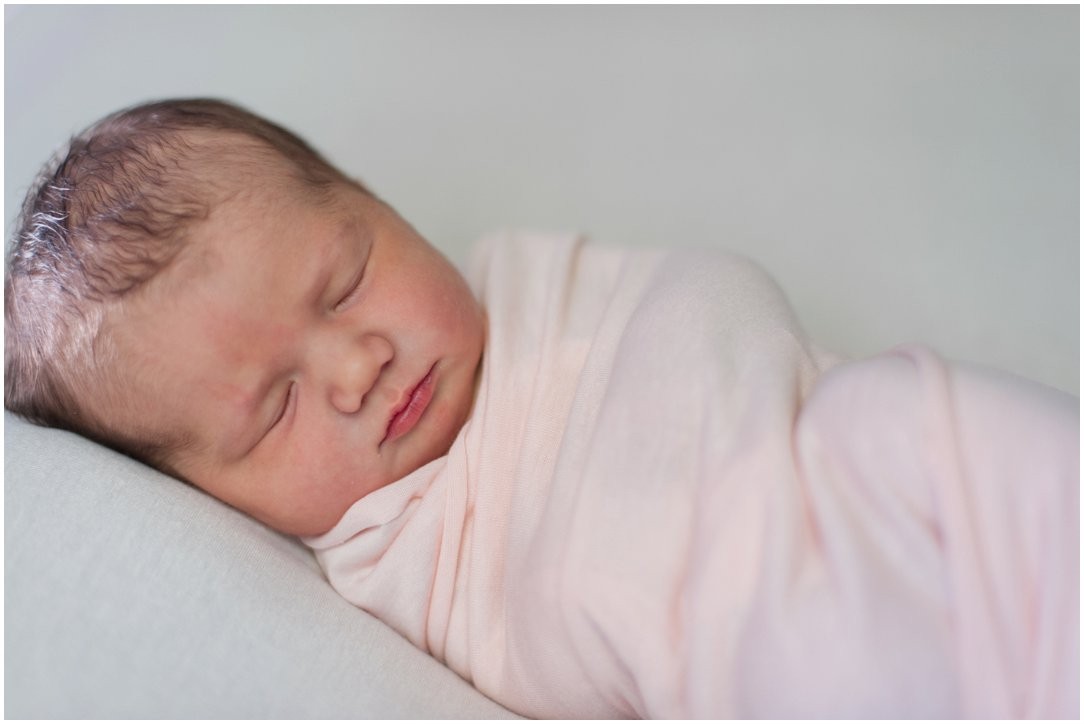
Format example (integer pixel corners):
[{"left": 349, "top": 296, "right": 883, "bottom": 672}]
[{"left": 5, "top": 98, "right": 364, "bottom": 470}]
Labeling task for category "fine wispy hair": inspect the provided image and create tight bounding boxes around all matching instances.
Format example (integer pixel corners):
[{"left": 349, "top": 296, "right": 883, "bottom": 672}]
[{"left": 5, "top": 98, "right": 361, "bottom": 469}]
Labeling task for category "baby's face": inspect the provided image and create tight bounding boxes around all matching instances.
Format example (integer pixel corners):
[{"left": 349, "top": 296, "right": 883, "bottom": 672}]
[{"left": 115, "top": 183, "right": 484, "bottom": 536}]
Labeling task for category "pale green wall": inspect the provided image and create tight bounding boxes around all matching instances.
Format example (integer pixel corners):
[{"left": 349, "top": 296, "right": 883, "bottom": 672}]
[{"left": 6, "top": 5, "right": 1078, "bottom": 392}]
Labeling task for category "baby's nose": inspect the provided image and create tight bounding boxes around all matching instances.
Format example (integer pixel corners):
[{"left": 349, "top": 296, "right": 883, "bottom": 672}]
[{"left": 327, "top": 334, "right": 394, "bottom": 414}]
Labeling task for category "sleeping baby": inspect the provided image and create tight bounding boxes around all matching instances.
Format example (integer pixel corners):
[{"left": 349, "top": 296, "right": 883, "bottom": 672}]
[{"left": 6, "top": 98, "right": 1078, "bottom": 718}]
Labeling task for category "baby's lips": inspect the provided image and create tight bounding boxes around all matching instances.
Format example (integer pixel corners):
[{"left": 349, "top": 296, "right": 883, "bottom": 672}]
[{"left": 382, "top": 364, "right": 437, "bottom": 445}]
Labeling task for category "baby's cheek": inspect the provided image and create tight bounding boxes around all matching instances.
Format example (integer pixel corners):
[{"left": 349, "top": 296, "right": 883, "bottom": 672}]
[
  {"left": 427, "top": 385, "right": 469, "bottom": 456},
  {"left": 282, "top": 456, "right": 367, "bottom": 534},
  {"left": 314, "top": 433, "right": 389, "bottom": 498},
  {"left": 440, "top": 288, "right": 484, "bottom": 351}
]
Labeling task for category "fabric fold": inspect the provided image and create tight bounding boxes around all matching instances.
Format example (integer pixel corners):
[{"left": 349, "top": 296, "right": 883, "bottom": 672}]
[{"left": 304, "top": 233, "right": 1078, "bottom": 719}]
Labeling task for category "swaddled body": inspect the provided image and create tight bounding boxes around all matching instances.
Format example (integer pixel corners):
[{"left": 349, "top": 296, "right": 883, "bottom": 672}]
[
  {"left": 305, "top": 233, "right": 1078, "bottom": 718},
  {"left": 9, "top": 101, "right": 1074, "bottom": 719}
]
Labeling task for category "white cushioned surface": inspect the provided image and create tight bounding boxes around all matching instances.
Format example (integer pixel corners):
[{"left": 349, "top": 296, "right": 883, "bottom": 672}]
[{"left": 4, "top": 412, "right": 517, "bottom": 719}]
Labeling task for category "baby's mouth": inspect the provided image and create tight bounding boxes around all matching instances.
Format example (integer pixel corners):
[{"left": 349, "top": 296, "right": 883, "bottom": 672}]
[{"left": 381, "top": 363, "right": 437, "bottom": 446}]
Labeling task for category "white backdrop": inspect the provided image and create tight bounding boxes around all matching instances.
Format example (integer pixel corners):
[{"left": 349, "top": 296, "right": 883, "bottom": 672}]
[{"left": 5, "top": 5, "right": 1078, "bottom": 393}]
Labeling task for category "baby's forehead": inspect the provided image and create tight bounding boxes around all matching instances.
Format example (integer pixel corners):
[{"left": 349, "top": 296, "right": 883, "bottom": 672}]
[{"left": 152, "top": 182, "right": 360, "bottom": 300}]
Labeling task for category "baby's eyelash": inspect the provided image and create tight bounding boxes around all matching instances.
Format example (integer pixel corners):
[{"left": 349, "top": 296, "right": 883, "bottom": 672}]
[
  {"left": 271, "top": 382, "right": 296, "bottom": 430},
  {"left": 333, "top": 244, "right": 372, "bottom": 311},
  {"left": 333, "top": 263, "right": 366, "bottom": 312}
]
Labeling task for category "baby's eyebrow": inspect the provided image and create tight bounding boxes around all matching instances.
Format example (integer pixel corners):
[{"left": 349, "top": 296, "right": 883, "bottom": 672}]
[{"left": 303, "top": 246, "right": 337, "bottom": 305}]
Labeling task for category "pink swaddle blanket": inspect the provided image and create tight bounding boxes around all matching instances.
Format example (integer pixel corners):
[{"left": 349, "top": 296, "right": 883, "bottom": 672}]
[{"left": 303, "top": 233, "right": 1078, "bottom": 718}]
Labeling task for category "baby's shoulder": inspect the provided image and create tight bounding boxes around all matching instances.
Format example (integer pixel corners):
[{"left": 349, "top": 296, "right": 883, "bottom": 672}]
[
  {"left": 467, "top": 231, "right": 792, "bottom": 319},
  {"left": 467, "top": 229, "right": 580, "bottom": 276},
  {"left": 658, "top": 245, "right": 790, "bottom": 307}
]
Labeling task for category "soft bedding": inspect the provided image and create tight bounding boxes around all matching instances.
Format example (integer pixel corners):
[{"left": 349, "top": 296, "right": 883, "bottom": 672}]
[
  {"left": 305, "top": 233, "right": 1078, "bottom": 718},
  {"left": 4, "top": 412, "right": 519, "bottom": 719}
]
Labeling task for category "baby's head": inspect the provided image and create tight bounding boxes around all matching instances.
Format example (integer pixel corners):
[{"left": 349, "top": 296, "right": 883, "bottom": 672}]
[{"left": 6, "top": 99, "right": 485, "bottom": 536}]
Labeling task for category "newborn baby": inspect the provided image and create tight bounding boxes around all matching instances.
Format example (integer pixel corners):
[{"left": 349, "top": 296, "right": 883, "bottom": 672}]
[{"left": 6, "top": 99, "right": 1078, "bottom": 718}]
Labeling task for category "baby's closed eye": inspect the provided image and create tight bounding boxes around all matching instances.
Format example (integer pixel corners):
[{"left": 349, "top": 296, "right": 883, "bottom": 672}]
[
  {"left": 267, "top": 381, "right": 297, "bottom": 435},
  {"left": 332, "top": 250, "right": 370, "bottom": 313}
]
